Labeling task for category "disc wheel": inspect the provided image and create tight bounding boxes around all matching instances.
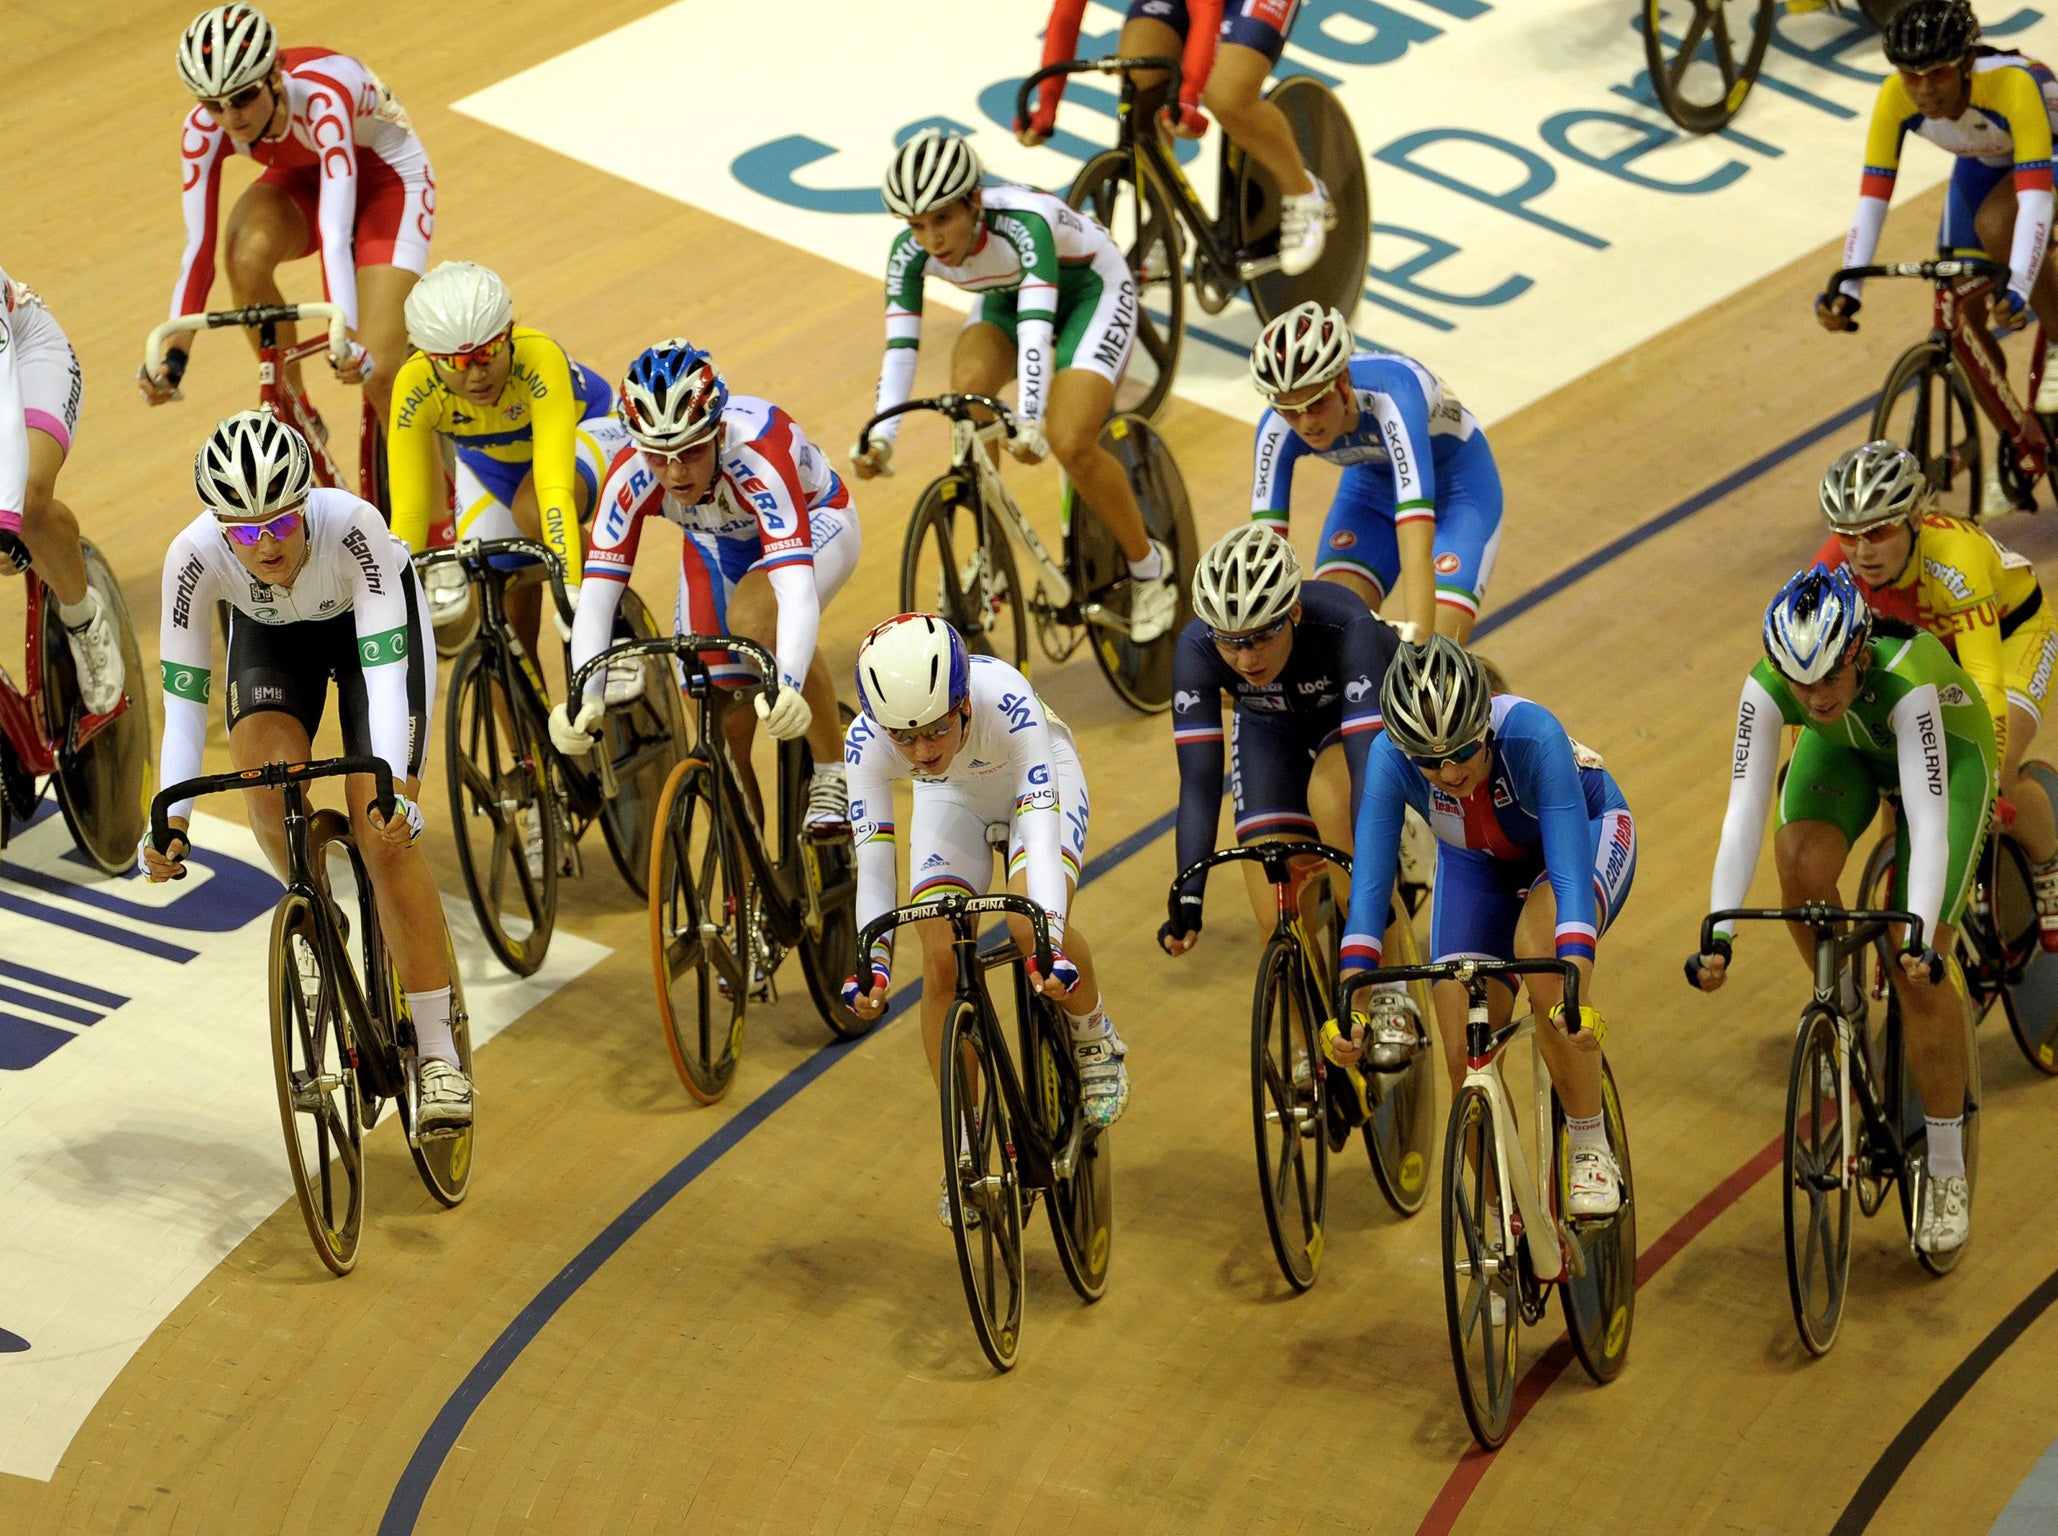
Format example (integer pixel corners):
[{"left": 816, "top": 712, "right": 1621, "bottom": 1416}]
[
  {"left": 784, "top": 716, "right": 874, "bottom": 1042},
  {"left": 2002, "top": 761, "right": 2058, "bottom": 1073},
  {"left": 1068, "top": 148, "right": 1185, "bottom": 418},
  {"left": 43, "top": 541, "right": 151, "bottom": 874},
  {"left": 446, "top": 641, "right": 558, "bottom": 976},
  {"left": 1066, "top": 414, "right": 1197, "bottom": 713},
  {"left": 1363, "top": 897, "right": 1437, "bottom": 1216},
  {"left": 1871, "top": 337, "right": 1984, "bottom": 520},
  {"left": 1640, "top": 0, "right": 1774, "bottom": 135},
  {"left": 1443, "top": 1083, "right": 1517, "bottom": 1449},
  {"left": 942, "top": 999, "right": 1025, "bottom": 1370},
  {"left": 1239, "top": 75, "right": 1371, "bottom": 323},
  {"left": 267, "top": 891, "right": 365, "bottom": 1276},
  {"left": 649, "top": 758, "right": 750, "bottom": 1103},
  {"left": 595, "top": 587, "right": 687, "bottom": 900},
  {"left": 1028, "top": 995, "right": 1113, "bottom": 1302},
  {"left": 1557, "top": 1060, "right": 1637, "bottom": 1383},
  {"left": 900, "top": 474, "right": 1027, "bottom": 669},
  {"left": 1251, "top": 931, "right": 1326, "bottom": 1290}
]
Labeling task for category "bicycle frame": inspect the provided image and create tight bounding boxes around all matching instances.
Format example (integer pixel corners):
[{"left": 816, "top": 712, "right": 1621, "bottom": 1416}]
[
  {"left": 1171, "top": 839, "right": 1355, "bottom": 1012},
  {"left": 0, "top": 565, "right": 128, "bottom": 775}
]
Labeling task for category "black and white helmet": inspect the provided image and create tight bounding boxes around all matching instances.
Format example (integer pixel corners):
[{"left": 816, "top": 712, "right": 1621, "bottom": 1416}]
[
  {"left": 1819, "top": 439, "right": 1927, "bottom": 533},
  {"left": 882, "top": 130, "right": 982, "bottom": 218},
  {"left": 1191, "top": 524, "right": 1301, "bottom": 633},
  {"left": 1250, "top": 302, "right": 1354, "bottom": 402},
  {"left": 1882, "top": 0, "right": 1980, "bottom": 70},
  {"left": 176, "top": 5, "right": 278, "bottom": 99},
  {"left": 1380, "top": 635, "right": 1493, "bottom": 759},
  {"left": 195, "top": 409, "right": 313, "bottom": 519}
]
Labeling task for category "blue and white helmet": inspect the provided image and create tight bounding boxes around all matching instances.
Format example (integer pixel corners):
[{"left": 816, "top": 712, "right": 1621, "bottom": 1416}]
[
  {"left": 621, "top": 340, "right": 728, "bottom": 452},
  {"left": 1764, "top": 565, "right": 1872, "bottom": 684},
  {"left": 855, "top": 613, "right": 970, "bottom": 731}
]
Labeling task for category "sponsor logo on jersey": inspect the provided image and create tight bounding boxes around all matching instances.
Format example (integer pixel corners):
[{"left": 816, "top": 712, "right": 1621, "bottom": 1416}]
[
  {"left": 2032, "top": 631, "right": 2058, "bottom": 704},
  {"left": 1296, "top": 675, "right": 1333, "bottom": 695},
  {"left": 1381, "top": 414, "right": 1415, "bottom": 492},
  {"left": 250, "top": 684, "right": 285, "bottom": 706},
  {"left": 1492, "top": 778, "right": 1514, "bottom": 808},
  {"left": 171, "top": 553, "right": 205, "bottom": 631},
  {"left": 1434, "top": 552, "right": 1462, "bottom": 575},
  {"left": 1917, "top": 709, "right": 1943, "bottom": 796},
  {"left": 1094, "top": 283, "right": 1136, "bottom": 372},
  {"left": 1937, "top": 683, "right": 1971, "bottom": 708},
  {"left": 1329, "top": 530, "right": 1357, "bottom": 549},
  {"left": 997, "top": 691, "right": 1036, "bottom": 733},
  {"left": 849, "top": 798, "right": 865, "bottom": 821},
  {"left": 920, "top": 853, "right": 946, "bottom": 870},
  {"left": 1027, "top": 763, "right": 1050, "bottom": 785},
  {"left": 1733, "top": 697, "right": 1755, "bottom": 780},
  {"left": 1345, "top": 676, "right": 1375, "bottom": 702},
  {"left": 1602, "top": 812, "right": 1633, "bottom": 886},
  {"left": 1243, "top": 693, "right": 1288, "bottom": 712},
  {"left": 1174, "top": 689, "right": 1203, "bottom": 713},
  {"left": 1922, "top": 556, "right": 1974, "bottom": 603},
  {"left": 341, "top": 527, "right": 385, "bottom": 595}
]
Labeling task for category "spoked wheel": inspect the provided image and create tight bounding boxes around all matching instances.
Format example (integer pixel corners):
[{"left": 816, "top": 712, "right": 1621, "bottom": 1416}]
[
  {"left": 1871, "top": 338, "right": 1984, "bottom": 520},
  {"left": 1557, "top": 1060, "right": 1637, "bottom": 1383},
  {"left": 1914, "top": 997, "right": 1981, "bottom": 1278},
  {"left": 1239, "top": 75, "right": 1371, "bottom": 324},
  {"left": 1069, "top": 148, "right": 1185, "bottom": 418},
  {"left": 649, "top": 758, "right": 751, "bottom": 1103},
  {"left": 42, "top": 542, "right": 151, "bottom": 874},
  {"left": 595, "top": 587, "right": 687, "bottom": 900},
  {"left": 1442, "top": 1084, "right": 1518, "bottom": 1449},
  {"left": 1066, "top": 414, "right": 1198, "bottom": 713},
  {"left": 783, "top": 720, "right": 874, "bottom": 1042},
  {"left": 900, "top": 474, "right": 1028, "bottom": 669},
  {"left": 1640, "top": 0, "right": 1774, "bottom": 135},
  {"left": 1364, "top": 898, "right": 1437, "bottom": 1216},
  {"left": 1784, "top": 1006, "right": 1853, "bottom": 1355},
  {"left": 266, "top": 891, "right": 365, "bottom": 1276},
  {"left": 1025, "top": 996, "right": 1113, "bottom": 1302},
  {"left": 2002, "top": 761, "right": 2058, "bottom": 1073},
  {"left": 1251, "top": 931, "right": 1327, "bottom": 1290},
  {"left": 941, "top": 1000, "right": 1025, "bottom": 1370},
  {"left": 446, "top": 642, "right": 557, "bottom": 976}
]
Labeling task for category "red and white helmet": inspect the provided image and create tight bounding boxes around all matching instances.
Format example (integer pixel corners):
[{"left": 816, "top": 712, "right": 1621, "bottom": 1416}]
[
  {"left": 1249, "top": 302, "right": 1353, "bottom": 402},
  {"left": 176, "top": 5, "right": 278, "bottom": 99}
]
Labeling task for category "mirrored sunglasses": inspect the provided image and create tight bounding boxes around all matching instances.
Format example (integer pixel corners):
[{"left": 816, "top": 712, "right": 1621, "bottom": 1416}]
[
  {"left": 219, "top": 508, "right": 305, "bottom": 547},
  {"left": 1209, "top": 616, "right": 1290, "bottom": 651},
  {"left": 1408, "top": 737, "right": 1486, "bottom": 771},
  {"left": 1831, "top": 522, "right": 1906, "bottom": 546},
  {"left": 199, "top": 82, "right": 266, "bottom": 114},
  {"left": 887, "top": 715, "right": 962, "bottom": 747},
  {"left": 425, "top": 332, "right": 509, "bottom": 371}
]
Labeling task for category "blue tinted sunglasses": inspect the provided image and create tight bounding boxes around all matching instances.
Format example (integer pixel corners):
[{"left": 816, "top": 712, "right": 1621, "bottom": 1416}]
[{"left": 1408, "top": 737, "right": 1485, "bottom": 770}]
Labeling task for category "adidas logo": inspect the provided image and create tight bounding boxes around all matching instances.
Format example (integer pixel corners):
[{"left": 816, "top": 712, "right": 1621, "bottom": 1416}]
[{"left": 920, "top": 854, "right": 947, "bottom": 869}]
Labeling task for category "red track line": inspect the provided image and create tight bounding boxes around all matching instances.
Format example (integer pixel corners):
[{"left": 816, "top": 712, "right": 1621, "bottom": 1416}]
[{"left": 1414, "top": 1132, "right": 1786, "bottom": 1535}]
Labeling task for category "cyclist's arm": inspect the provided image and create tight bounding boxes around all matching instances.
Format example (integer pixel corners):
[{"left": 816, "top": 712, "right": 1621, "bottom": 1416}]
[
  {"left": 341, "top": 502, "right": 422, "bottom": 790},
  {"left": 1171, "top": 630, "right": 1227, "bottom": 901},
  {"left": 1991, "top": 65, "right": 2056, "bottom": 305},
  {"left": 1708, "top": 671, "right": 1793, "bottom": 940},
  {"left": 570, "top": 455, "right": 654, "bottom": 705},
  {"left": 846, "top": 722, "right": 901, "bottom": 970},
  {"left": 1339, "top": 741, "right": 1415, "bottom": 972},
  {"left": 871, "top": 234, "right": 927, "bottom": 446},
  {"left": 1029, "top": 0, "right": 1090, "bottom": 135},
  {"left": 1890, "top": 682, "right": 1955, "bottom": 945},
  {"left": 1838, "top": 80, "right": 1916, "bottom": 300},
  {"left": 170, "top": 108, "right": 234, "bottom": 320},
  {"left": 0, "top": 310, "right": 25, "bottom": 537},
  {"left": 157, "top": 533, "right": 224, "bottom": 824},
  {"left": 1174, "top": 0, "right": 1222, "bottom": 126},
  {"left": 1367, "top": 381, "right": 1441, "bottom": 638},
  {"left": 1003, "top": 212, "right": 1061, "bottom": 428},
  {"left": 1339, "top": 611, "right": 1400, "bottom": 807},
  {"left": 1506, "top": 703, "right": 1601, "bottom": 963},
  {"left": 1009, "top": 704, "right": 1073, "bottom": 935},
  {"left": 736, "top": 428, "right": 823, "bottom": 689},
  {"left": 526, "top": 337, "right": 587, "bottom": 584},
  {"left": 1249, "top": 410, "right": 1309, "bottom": 531},
  {"left": 301, "top": 62, "right": 369, "bottom": 330},
  {"left": 384, "top": 354, "right": 443, "bottom": 550}
]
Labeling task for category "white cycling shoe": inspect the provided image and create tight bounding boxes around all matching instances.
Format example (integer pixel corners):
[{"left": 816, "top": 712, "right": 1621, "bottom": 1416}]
[
  {"left": 64, "top": 593, "right": 127, "bottom": 716},
  {"left": 1363, "top": 988, "right": 1424, "bottom": 1070},
  {"left": 1074, "top": 1022, "right": 1131, "bottom": 1128},
  {"left": 1566, "top": 1146, "right": 1624, "bottom": 1219},
  {"left": 1127, "top": 540, "right": 1178, "bottom": 645},
  {"left": 425, "top": 561, "right": 473, "bottom": 633},
  {"left": 1916, "top": 1173, "right": 1971, "bottom": 1254},
  {"left": 602, "top": 656, "right": 646, "bottom": 706},
  {"left": 417, "top": 1059, "right": 475, "bottom": 1133},
  {"left": 1277, "top": 177, "right": 1335, "bottom": 278}
]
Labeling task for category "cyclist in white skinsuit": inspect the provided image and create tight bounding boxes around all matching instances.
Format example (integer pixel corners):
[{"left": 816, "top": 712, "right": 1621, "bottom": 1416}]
[
  {"left": 140, "top": 410, "right": 472, "bottom": 1130},
  {"left": 0, "top": 263, "right": 126, "bottom": 715},
  {"left": 839, "top": 615, "right": 1131, "bottom": 1222}
]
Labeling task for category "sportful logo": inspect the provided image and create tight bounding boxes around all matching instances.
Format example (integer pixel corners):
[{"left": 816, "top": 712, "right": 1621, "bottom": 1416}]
[{"left": 1921, "top": 556, "right": 1974, "bottom": 603}]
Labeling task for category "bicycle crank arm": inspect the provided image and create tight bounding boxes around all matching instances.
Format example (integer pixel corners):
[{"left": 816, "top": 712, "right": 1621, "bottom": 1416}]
[{"left": 1235, "top": 254, "right": 1283, "bottom": 283}]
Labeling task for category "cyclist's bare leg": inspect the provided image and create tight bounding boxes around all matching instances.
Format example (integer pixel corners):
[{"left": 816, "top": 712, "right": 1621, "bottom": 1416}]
[
  {"left": 1201, "top": 44, "right": 1314, "bottom": 197},
  {"left": 1774, "top": 817, "right": 1852, "bottom": 967},
  {"left": 1513, "top": 882, "right": 1603, "bottom": 1122},
  {"left": 2003, "top": 699, "right": 2057, "bottom": 862},
  {"left": 1114, "top": 15, "right": 1181, "bottom": 126},
  {"left": 917, "top": 913, "right": 962, "bottom": 1082},
  {"left": 1890, "top": 917, "right": 1968, "bottom": 1124},
  {"left": 503, "top": 476, "right": 551, "bottom": 662},
  {"left": 345, "top": 767, "right": 451, "bottom": 996},
  {"left": 353, "top": 263, "right": 419, "bottom": 427},
  {"left": 222, "top": 182, "right": 312, "bottom": 399},
  {"left": 18, "top": 428, "right": 86, "bottom": 606},
  {"left": 1048, "top": 370, "right": 1149, "bottom": 563},
  {"left": 950, "top": 322, "right": 1015, "bottom": 470},
  {"left": 1429, "top": 973, "right": 1515, "bottom": 1096},
  {"left": 229, "top": 708, "right": 310, "bottom": 879},
  {"left": 1973, "top": 179, "right": 2058, "bottom": 339},
  {"left": 1004, "top": 867, "right": 1101, "bottom": 1024}
]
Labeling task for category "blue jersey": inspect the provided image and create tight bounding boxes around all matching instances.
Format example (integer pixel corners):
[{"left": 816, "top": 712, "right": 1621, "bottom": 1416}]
[{"left": 1340, "top": 694, "right": 1628, "bottom": 972}]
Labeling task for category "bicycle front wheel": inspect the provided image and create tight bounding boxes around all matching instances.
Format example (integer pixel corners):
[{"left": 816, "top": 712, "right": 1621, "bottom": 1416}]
[
  {"left": 1024, "top": 993, "right": 1113, "bottom": 1302},
  {"left": 1641, "top": 0, "right": 1774, "bottom": 134},
  {"left": 900, "top": 474, "right": 1027, "bottom": 670},
  {"left": 1069, "top": 148, "right": 1185, "bottom": 419},
  {"left": 1915, "top": 998, "right": 1981, "bottom": 1278},
  {"left": 941, "top": 999, "right": 1025, "bottom": 1370},
  {"left": 596, "top": 586, "right": 688, "bottom": 899},
  {"left": 1240, "top": 76, "right": 1370, "bottom": 324},
  {"left": 44, "top": 540, "right": 151, "bottom": 874},
  {"left": 1871, "top": 337, "right": 1984, "bottom": 520},
  {"left": 446, "top": 641, "right": 558, "bottom": 976},
  {"left": 1251, "top": 932, "right": 1326, "bottom": 1290},
  {"left": 1784, "top": 1005, "right": 1853, "bottom": 1354},
  {"left": 1442, "top": 1083, "right": 1518, "bottom": 1450},
  {"left": 1067, "top": 414, "right": 1197, "bottom": 713},
  {"left": 1557, "top": 1060, "right": 1637, "bottom": 1383},
  {"left": 649, "top": 757, "right": 751, "bottom": 1103},
  {"left": 267, "top": 892, "right": 365, "bottom": 1276}
]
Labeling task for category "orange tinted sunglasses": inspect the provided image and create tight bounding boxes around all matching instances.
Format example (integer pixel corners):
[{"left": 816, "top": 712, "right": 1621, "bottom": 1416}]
[{"left": 426, "top": 330, "right": 510, "bottom": 370}]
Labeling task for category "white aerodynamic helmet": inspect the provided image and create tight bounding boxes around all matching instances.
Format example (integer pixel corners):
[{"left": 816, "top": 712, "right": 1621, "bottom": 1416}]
[
  {"left": 882, "top": 130, "right": 982, "bottom": 219},
  {"left": 1250, "top": 302, "right": 1353, "bottom": 402},
  {"left": 176, "top": 5, "right": 279, "bottom": 100},
  {"left": 194, "top": 409, "right": 313, "bottom": 519},
  {"left": 855, "top": 613, "right": 971, "bottom": 732},
  {"left": 1191, "top": 524, "right": 1301, "bottom": 634},
  {"left": 404, "top": 261, "right": 515, "bottom": 355}
]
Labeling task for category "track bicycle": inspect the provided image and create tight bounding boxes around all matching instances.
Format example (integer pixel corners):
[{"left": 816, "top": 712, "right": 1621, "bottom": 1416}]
[
  {"left": 1167, "top": 842, "right": 1435, "bottom": 1291},
  {"left": 570, "top": 631, "right": 868, "bottom": 1104},
  {"left": 1830, "top": 256, "right": 2056, "bottom": 520},
  {"left": 418, "top": 538, "right": 684, "bottom": 977},
  {"left": 1346, "top": 956, "right": 1636, "bottom": 1450},
  {"left": 857, "top": 890, "right": 1113, "bottom": 1371},
  {"left": 863, "top": 393, "right": 1198, "bottom": 714},
  {"left": 0, "top": 539, "right": 150, "bottom": 873},
  {"left": 1018, "top": 56, "right": 1369, "bottom": 420},
  {"left": 148, "top": 755, "right": 473, "bottom": 1277},
  {"left": 1701, "top": 903, "right": 1974, "bottom": 1357},
  {"left": 1641, "top": 2, "right": 1900, "bottom": 135}
]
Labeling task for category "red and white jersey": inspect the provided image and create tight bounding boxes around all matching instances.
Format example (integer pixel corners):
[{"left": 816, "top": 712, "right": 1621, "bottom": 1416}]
[{"left": 171, "top": 48, "right": 433, "bottom": 330}]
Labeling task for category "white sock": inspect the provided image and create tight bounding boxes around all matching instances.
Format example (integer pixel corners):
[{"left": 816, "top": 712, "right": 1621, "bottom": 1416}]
[
  {"left": 1566, "top": 1111, "right": 1608, "bottom": 1155},
  {"left": 1127, "top": 546, "right": 1164, "bottom": 583},
  {"left": 406, "top": 987, "right": 458, "bottom": 1067},
  {"left": 1926, "top": 1115, "right": 1966, "bottom": 1179},
  {"left": 57, "top": 589, "right": 98, "bottom": 630},
  {"left": 1069, "top": 994, "right": 1110, "bottom": 1038}
]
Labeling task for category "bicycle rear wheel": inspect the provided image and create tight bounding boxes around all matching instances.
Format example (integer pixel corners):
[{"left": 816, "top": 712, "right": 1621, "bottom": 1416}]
[
  {"left": 783, "top": 719, "right": 874, "bottom": 1042},
  {"left": 267, "top": 891, "right": 365, "bottom": 1276},
  {"left": 1641, "top": 0, "right": 1774, "bottom": 134},
  {"left": 2003, "top": 760, "right": 2058, "bottom": 1073},
  {"left": 649, "top": 757, "right": 751, "bottom": 1102},
  {"left": 942, "top": 999, "right": 1025, "bottom": 1370},
  {"left": 1251, "top": 931, "right": 1326, "bottom": 1290},
  {"left": 1363, "top": 898, "right": 1436, "bottom": 1216},
  {"left": 1239, "top": 76, "right": 1370, "bottom": 324},
  {"left": 1023, "top": 992, "right": 1113, "bottom": 1302},
  {"left": 1069, "top": 148, "right": 1185, "bottom": 419},
  {"left": 1557, "top": 1059, "right": 1637, "bottom": 1383},
  {"left": 1067, "top": 414, "right": 1197, "bottom": 713},
  {"left": 446, "top": 641, "right": 558, "bottom": 976},
  {"left": 900, "top": 473, "right": 1027, "bottom": 669},
  {"left": 1442, "top": 1083, "right": 1517, "bottom": 1449},
  {"left": 596, "top": 586, "right": 687, "bottom": 900},
  {"left": 1871, "top": 337, "right": 1984, "bottom": 521},
  {"left": 43, "top": 541, "right": 151, "bottom": 875}
]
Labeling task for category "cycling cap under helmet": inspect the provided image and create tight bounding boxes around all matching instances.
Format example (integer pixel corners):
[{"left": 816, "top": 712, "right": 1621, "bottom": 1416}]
[
  {"left": 177, "top": 5, "right": 278, "bottom": 99},
  {"left": 1192, "top": 523, "right": 1301, "bottom": 633},
  {"left": 621, "top": 340, "right": 729, "bottom": 452},
  {"left": 882, "top": 130, "right": 983, "bottom": 218},
  {"left": 1882, "top": 0, "right": 1980, "bottom": 70},
  {"left": 1819, "top": 439, "right": 1926, "bottom": 533},
  {"left": 1250, "top": 302, "right": 1354, "bottom": 402},
  {"left": 855, "top": 614, "right": 972, "bottom": 732},
  {"left": 195, "top": 409, "right": 313, "bottom": 519},
  {"left": 1764, "top": 565, "right": 1873, "bottom": 684},
  {"left": 404, "top": 261, "right": 514, "bottom": 355},
  {"left": 1380, "top": 634, "right": 1492, "bottom": 759}
]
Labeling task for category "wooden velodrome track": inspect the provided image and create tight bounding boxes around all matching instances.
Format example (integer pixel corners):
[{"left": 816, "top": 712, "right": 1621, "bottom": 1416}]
[{"left": 9, "top": 4, "right": 2058, "bottom": 1532}]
